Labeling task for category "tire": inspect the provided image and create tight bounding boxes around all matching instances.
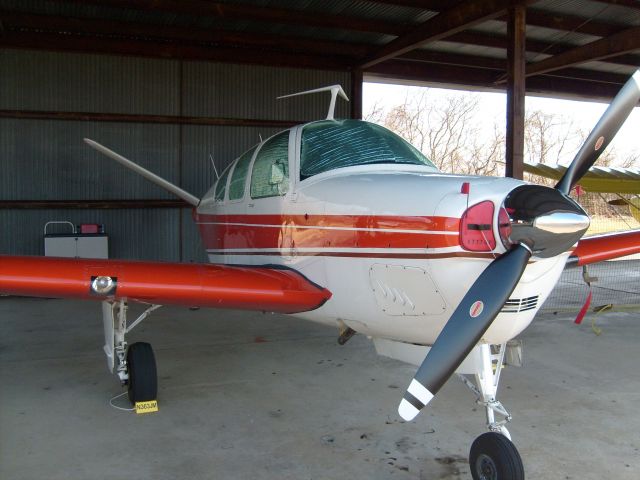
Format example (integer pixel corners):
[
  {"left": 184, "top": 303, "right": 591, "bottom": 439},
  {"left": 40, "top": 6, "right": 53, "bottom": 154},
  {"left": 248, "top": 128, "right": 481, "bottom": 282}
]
[
  {"left": 469, "top": 432, "right": 525, "bottom": 480},
  {"left": 126, "top": 342, "right": 157, "bottom": 404}
]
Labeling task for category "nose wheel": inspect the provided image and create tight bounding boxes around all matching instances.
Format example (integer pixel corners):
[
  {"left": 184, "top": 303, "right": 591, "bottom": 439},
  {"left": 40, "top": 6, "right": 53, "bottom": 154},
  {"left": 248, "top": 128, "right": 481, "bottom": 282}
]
[
  {"left": 469, "top": 432, "right": 524, "bottom": 480},
  {"left": 126, "top": 342, "right": 158, "bottom": 403}
]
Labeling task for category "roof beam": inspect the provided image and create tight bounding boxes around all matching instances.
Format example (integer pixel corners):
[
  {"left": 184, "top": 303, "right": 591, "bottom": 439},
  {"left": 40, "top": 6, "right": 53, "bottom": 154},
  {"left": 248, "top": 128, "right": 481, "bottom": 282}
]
[
  {"left": 367, "top": 60, "right": 629, "bottom": 100},
  {"left": 525, "top": 26, "right": 640, "bottom": 77},
  {"left": 0, "top": 11, "right": 372, "bottom": 58},
  {"left": 398, "top": 50, "right": 632, "bottom": 85},
  {"left": 524, "top": 10, "right": 620, "bottom": 37},
  {"left": 361, "top": 0, "right": 460, "bottom": 10},
  {"left": 0, "top": 31, "right": 353, "bottom": 70},
  {"left": 358, "top": 0, "right": 522, "bottom": 69},
  {"left": 365, "top": 2, "right": 629, "bottom": 38},
  {"left": 446, "top": 31, "right": 640, "bottom": 68},
  {"left": 591, "top": 0, "right": 640, "bottom": 11},
  {"left": 54, "top": 0, "right": 407, "bottom": 35}
]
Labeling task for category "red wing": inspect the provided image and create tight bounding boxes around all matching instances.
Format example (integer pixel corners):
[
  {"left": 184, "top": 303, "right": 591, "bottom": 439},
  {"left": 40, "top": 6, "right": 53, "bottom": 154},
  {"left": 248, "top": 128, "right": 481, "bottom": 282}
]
[
  {"left": 0, "top": 255, "right": 331, "bottom": 314},
  {"left": 570, "top": 230, "right": 640, "bottom": 266}
]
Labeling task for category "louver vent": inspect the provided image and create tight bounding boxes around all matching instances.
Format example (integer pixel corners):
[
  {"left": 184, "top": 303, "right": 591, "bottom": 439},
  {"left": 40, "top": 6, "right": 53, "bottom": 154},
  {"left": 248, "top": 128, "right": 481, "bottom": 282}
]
[{"left": 501, "top": 295, "right": 539, "bottom": 313}]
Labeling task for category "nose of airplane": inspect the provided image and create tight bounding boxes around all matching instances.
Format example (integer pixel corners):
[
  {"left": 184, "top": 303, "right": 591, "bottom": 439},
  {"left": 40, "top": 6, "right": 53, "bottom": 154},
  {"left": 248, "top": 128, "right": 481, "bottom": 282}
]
[{"left": 502, "top": 184, "right": 590, "bottom": 258}]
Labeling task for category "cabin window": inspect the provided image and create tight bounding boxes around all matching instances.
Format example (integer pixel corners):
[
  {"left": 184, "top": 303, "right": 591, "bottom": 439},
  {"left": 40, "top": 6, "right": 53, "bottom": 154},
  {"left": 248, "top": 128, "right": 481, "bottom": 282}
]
[
  {"left": 300, "top": 119, "right": 436, "bottom": 180},
  {"left": 228, "top": 146, "right": 256, "bottom": 201},
  {"left": 214, "top": 166, "right": 232, "bottom": 202},
  {"left": 250, "top": 131, "right": 290, "bottom": 199}
]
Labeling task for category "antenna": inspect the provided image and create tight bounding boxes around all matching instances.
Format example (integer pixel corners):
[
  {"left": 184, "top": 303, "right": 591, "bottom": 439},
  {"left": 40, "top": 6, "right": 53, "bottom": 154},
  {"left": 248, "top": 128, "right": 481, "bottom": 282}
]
[
  {"left": 259, "top": 133, "right": 263, "bottom": 143},
  {"left": 209, "top": 153, "right": 219, "bottom": 180},
  {"left": 277, "top": 85, "right": 349, "bottom": 121}
]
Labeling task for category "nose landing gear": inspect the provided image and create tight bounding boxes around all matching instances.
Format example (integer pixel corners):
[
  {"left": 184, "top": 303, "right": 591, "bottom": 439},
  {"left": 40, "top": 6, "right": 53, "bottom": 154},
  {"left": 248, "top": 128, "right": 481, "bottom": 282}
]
[
  {"left": 457, "top": 343, "right": 525, "bottom": 479},
  {"left": 102, "top": 300, "right": 160, "bottom": 404}
]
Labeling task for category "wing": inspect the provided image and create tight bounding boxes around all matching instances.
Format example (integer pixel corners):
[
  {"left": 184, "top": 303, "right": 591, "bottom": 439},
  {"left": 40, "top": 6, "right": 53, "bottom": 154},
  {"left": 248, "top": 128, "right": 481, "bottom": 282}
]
[
  {"left": 524, "top": 162, "right": 640, "bottom": 194},
  {"left": 0, "top": 255, "right": 331, "bottom": 314},
  {"left": 568, "top": 229, "right": 640, "bottom": 266}
]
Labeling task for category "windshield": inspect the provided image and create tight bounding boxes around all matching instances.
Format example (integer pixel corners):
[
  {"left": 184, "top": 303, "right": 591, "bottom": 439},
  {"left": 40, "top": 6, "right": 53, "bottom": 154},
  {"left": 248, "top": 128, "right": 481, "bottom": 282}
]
[{"left": 300, "top": 119, "right": 436, "bottom": 180}]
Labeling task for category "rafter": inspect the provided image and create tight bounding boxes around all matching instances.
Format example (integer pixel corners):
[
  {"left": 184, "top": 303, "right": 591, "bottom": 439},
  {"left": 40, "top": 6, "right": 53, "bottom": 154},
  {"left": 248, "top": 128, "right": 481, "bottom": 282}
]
[
  {"left": 446, "top": 31, "right": 640, "bottom": 68},
  {"left": 399, "top": 50, "right": 631, "bottom": 85},
  {"left": 367, "top": 60, "right": 629, "bottom": 100},
  {"left": 359, "top": 0, "right": 522, "bottom": 69},
  {"left": 591, "top": 0, "right": 640, "bottom": 11},
  {"left": 53, "top": 0, "right": 407, "bottom": 36},
  {"left": 524, "top": 10, "right": 621, "bottom": 37},
  {"left": 0, "top": 11, "right": 372, "bottom": 58},
  {"left": 525, "top": 26, "right": 640, "bottom": 77},
  {"left": 0, "top": 31, "right": 353, "bottom": 70}
]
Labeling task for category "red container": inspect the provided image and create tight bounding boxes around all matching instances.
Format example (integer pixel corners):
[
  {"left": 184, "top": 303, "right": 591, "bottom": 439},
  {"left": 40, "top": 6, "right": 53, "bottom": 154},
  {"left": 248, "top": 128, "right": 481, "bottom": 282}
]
[{"left": 79, "top": 224, "right": 100, "bottom": 234}]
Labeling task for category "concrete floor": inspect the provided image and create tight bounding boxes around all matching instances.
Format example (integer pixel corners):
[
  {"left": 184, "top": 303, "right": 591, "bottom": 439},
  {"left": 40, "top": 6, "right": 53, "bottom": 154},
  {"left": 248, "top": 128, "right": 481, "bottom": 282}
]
[{"left": 1, "top": 296, "right": 639, "bottom": 480}]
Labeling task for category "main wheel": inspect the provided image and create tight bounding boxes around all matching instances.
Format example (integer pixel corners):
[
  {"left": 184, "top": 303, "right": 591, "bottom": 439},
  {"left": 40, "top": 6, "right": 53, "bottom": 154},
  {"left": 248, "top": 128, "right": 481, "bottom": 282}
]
[
  {"left": 126, "top": 342, "right": 157, "bottom": 404},
  {"left": 469, "top": 432, "right": 524, "bottom": 480}
]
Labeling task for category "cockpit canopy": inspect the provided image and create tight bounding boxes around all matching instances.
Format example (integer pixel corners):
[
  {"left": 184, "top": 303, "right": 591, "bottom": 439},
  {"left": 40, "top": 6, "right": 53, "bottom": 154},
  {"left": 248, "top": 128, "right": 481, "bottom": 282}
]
[
  {"left": 207, "top": 119, "right": 437, "bottom": 205},
  {"left": 300, "top": 119, "right": 437, "bottom": 180}
]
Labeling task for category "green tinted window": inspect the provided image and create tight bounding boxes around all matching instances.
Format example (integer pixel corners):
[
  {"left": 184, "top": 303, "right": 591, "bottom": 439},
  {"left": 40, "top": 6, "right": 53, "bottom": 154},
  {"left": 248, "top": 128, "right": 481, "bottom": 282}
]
[
  {"left": 250, "top": 131, "right": 290, "bottom": 199},
  {"left": 214, "top": 166, "right": 231, "bottom": 201},
  {"left": 300, "top": 119, "right": 436, "bottom": 179},
  {"left": 228, "top": 147, "right": 256, "bottom": 200}
]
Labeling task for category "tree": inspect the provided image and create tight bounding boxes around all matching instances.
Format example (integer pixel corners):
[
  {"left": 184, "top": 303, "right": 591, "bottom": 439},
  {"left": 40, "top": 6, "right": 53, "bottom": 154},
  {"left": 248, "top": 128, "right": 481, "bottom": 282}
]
[
  {"left": 365, "top": 88, "right": 638, "bottom": 176},
  {"left": 367, "top": 90, "right": 503, "bottom": 176}
]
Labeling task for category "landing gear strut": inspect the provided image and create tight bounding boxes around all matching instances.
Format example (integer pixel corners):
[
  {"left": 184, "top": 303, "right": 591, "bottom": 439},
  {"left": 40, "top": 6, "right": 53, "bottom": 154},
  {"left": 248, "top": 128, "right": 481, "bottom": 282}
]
[
  {"left": 102, "top": 300, "right": 161, "bottom": 404},
  {"left": 457, "top": 343, "right": 524, "bottom": 480}
]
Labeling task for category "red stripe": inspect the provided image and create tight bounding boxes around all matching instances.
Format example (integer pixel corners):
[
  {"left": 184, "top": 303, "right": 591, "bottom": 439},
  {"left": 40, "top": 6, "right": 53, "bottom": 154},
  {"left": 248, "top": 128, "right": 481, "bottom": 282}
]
[
  {"left": 195, "top": 214, "right": 461, "bottom": 250},
  {"left": 194, "top": 213, "right": 460, "bottom": 232},
  {"left": 205, "top": 251, "right": 496, "bottom": 260}
]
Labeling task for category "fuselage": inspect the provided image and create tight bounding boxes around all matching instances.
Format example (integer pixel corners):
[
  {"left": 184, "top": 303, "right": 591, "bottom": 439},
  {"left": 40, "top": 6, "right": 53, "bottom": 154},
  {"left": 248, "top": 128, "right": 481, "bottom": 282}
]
[{"left": 194, "top": 120, "right": 569, "bottom": 345}]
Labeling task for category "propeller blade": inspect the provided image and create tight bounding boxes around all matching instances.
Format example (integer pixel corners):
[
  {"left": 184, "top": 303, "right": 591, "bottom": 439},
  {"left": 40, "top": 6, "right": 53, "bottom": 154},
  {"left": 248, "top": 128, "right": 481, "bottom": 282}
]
[
  {"left": 556, "top": 70, "right": 640, "bottom": 194},
  {"left": 398, "top": 244, "right": 531, "bottom": 421}
]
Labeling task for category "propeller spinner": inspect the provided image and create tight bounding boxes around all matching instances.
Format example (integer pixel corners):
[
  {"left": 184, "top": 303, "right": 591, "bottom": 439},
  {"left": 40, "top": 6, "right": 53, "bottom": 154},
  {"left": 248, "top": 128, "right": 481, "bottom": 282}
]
[{"left": 399, "top": 70, "right": 640, "bottom": 421}]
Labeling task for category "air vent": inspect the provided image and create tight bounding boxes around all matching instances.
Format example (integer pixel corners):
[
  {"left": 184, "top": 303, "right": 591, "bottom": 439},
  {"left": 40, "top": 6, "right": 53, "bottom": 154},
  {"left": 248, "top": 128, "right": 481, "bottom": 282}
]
[{"left": 501, "top": 295, "right": 539, "bottom": 313}]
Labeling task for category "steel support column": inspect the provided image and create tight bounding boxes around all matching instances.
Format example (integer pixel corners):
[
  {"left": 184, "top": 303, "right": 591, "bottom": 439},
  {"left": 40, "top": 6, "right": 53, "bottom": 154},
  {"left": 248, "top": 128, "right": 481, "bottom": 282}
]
[
  {"left": 351, "top": 69, "right": 363, "bottom": 119},
  {"left": 505, "top": 5, "right": 526, "bottom": 180}
]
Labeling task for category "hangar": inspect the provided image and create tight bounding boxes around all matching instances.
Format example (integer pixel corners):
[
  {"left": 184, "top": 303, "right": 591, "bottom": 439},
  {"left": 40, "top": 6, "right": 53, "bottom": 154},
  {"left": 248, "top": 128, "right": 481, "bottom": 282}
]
[{"left": 1, "top": 1, "right": 639, "bottom": 479}]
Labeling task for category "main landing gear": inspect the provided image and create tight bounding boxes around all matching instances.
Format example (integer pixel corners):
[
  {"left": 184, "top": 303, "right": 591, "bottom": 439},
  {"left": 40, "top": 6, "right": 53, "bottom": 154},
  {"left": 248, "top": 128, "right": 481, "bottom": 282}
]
[
  {"left": 457, "top": 343, "right": 525, "bottom": 480},
  {"left": 102, "top": 300, "right": 160, "bottom": 404}
]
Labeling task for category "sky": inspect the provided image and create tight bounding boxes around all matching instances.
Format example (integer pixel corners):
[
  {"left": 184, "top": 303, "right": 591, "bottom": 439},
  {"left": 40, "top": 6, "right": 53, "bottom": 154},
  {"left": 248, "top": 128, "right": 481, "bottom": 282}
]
[{"left": 363, "top": 81, "right": 640, "bottom": 167}]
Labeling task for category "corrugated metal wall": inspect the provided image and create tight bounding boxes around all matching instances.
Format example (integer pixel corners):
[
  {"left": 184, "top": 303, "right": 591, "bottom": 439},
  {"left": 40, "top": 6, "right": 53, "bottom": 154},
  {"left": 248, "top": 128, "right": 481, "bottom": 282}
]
[{"left": 0, "top": 50, "right": 351, "bottom": 261}]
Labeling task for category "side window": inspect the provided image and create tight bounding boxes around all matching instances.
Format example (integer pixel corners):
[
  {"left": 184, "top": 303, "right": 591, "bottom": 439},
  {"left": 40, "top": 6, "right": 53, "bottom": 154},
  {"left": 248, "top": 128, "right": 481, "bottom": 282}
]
[
  {"left": 250, "top": 131, "right": 290, "bottom": 199},
  {"left": 228, "top": 147, "right": 256, "bottom": 201},
  {"left": 214, "top": 166, "right": 231, "bottom": 202}
]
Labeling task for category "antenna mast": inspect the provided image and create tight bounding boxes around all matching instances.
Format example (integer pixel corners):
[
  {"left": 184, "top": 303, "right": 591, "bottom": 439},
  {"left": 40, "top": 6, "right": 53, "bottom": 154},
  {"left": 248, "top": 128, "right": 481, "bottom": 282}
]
[{"left": 277, "top": 85, "right": 349, "bottom": 121}]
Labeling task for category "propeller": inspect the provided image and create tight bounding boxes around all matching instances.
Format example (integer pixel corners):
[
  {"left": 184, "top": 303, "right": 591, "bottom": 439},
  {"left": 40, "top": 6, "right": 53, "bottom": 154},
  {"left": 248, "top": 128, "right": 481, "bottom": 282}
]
[
  {"left": 556, "top": 70, "right": 640, "bottom": 194},
  {"left": 399, "top": 69, "right": 640, "bottom": 421},
  {"left": 399, "top": 244, "right": 531, "bottom": 421}
]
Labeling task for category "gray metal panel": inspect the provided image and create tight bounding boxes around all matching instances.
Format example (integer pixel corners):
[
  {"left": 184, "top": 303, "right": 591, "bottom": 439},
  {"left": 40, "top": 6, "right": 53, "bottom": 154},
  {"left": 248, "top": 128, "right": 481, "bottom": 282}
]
[
  {"left": 1, "top": 209, "right": 180, "bottom": 261},
  {"left": 0, "top": 119, "right": 180, "bottom": 200},
  {"left": 181, "top": 62, "right": 351, "bottom": 121},
  {"left": 0, "top": 50, "right": 180, "bottom": 115}
]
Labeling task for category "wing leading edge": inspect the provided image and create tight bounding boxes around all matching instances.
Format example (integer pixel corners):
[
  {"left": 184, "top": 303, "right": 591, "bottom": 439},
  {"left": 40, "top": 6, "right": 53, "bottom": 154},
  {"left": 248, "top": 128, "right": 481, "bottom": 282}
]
[
  {"left": 568, "top": 229, "right": 640, "bottom": 266},
  {"left": 0, "top": 256, "right": 331, "bottom": 314}
]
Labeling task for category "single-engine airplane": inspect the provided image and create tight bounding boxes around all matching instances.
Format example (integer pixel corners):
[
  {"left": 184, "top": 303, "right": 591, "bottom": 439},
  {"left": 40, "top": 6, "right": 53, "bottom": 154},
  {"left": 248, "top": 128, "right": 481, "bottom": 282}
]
[{"left": 2, "top": 72, "right": 640, "bottom": 480}]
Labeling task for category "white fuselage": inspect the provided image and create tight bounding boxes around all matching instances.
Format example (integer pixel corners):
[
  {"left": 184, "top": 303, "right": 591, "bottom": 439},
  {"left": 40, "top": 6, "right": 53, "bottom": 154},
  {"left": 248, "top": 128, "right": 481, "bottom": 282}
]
[{"left": 194, "top": 123, "right": 568, "bottom": 346}]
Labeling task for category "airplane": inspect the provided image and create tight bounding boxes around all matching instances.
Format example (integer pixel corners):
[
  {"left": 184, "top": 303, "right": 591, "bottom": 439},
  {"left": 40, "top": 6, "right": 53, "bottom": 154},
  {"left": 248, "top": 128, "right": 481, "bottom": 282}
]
[{"left": 2, "top": 71, "right": 640, "bottom": 480}]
